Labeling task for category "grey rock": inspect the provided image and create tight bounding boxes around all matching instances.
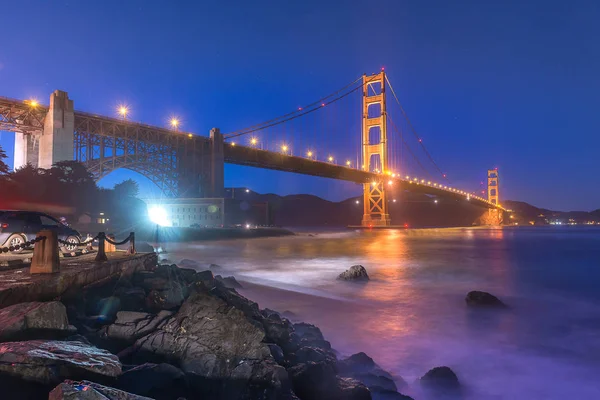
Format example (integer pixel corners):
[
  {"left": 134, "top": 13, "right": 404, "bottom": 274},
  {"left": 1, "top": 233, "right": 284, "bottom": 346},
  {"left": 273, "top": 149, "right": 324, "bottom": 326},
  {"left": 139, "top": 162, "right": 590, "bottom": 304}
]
[
  {"left": 105, "top": 311, "right": 173, "bottom": 344},
  {"left": 288, "top": 362, "right": 371, "bottom": 400},
  {"left": 267, "top": 343, "right": 285, "bottom": 365},
  {"left": 0, "top": 340, "right": 121, "bottom": 384},
  {"left": 215, "top": 274, "right": 243, "bottom": 289},
  {"left": 49, "top": 380, "right": 152, "bottom": 400},
  {"left": 420, "top": 366, "right": 460, "bottom": 392},
  {"left": 338, "top": 352, "right": 408, "bottom": 397},
  {"left": 132, "top": 288, "right": 293, "bottom": 398},
  {"left": 114, "top": 287, "right": 146, "bottom": 312},
  {"left": 337, "top": 265, "right": 370, "bottom": 281},
  {"left": 465, "top": 291, "right": 506, "bottom": 308},
  {"left": 0, "top": 301, "right": 70, "bottom": 342}
]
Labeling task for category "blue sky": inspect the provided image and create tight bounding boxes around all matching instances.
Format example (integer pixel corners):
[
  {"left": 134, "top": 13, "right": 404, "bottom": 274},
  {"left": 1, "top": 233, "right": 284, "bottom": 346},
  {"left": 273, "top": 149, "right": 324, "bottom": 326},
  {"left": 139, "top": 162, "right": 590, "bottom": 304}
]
[{"left": 1, "top": 0, "right": 599, "bottom": 210}]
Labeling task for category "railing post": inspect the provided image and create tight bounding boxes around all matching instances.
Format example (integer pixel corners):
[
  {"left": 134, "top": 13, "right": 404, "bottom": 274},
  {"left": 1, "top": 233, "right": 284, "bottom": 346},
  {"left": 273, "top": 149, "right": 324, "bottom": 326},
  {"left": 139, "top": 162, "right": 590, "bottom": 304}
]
[
  {"left": 30, "top": 230, "right": 59, "bottom": 274},
  {"left": 106, "top": 234, "right": 116, "bottom": 253},
  {"left": 127, "top": 232, "right": 136, "bottom": 255},
  {"left": 95, "top": 232, "right": 108, "bottom": 262}
]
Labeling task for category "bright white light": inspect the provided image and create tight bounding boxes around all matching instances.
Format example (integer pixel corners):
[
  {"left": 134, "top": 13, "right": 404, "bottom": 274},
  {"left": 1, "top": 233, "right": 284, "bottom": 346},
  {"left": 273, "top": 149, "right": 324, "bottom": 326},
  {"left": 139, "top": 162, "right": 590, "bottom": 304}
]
[
  {"left": 355, "top": 200, "right": 359, "bottom": 204},
  {"left": 434, "top": 199, "right": 438, "bottom": 204},
  {"left": 245, "top": 224, "right": 251, "bottom": 229},
  {"left": 245, "top": 189, "right": 250, "bottom": 193},
  {"left": 148, "top": 206, "right": 170, "bottom": 227}
]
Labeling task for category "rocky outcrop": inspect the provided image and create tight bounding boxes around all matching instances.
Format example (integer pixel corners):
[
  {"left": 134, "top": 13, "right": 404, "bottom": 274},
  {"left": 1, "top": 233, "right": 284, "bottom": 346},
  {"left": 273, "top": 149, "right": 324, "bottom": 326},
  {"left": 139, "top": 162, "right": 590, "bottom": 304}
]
[
  {"left": 0, "top": 301, "right": 71, "bottom": 342},
  {"left": 117, "top": 363, "right": 189, "bottom": 399},
  {"left": 419, "top": 366, "right": 460, "bottom": 395},
  {"left": 131, "top": 287, "right": 293, "bottom": 399},
  {"left": 50, "top": 380, "right": 152, "bottom": 400},
  {"left": 215, "top": 274, "right": 243, "bottom": 289},
  {"left": 104, "top": 310, "right": 173, "bottom": 344},
  {"left": 465, "top": 291, "right": 506, "bottom": 308},
  {"left": 0, "top": 340, "right": 121, "bottom": 384},
  {"left": 338, "top": 352, "right": 412, "bottom": 400},
  {"left": 288, "top": 361, "right": 371, "bottom": 400},
  {"left": 337, "top": 265, "right": 370, "bottom": 281}
]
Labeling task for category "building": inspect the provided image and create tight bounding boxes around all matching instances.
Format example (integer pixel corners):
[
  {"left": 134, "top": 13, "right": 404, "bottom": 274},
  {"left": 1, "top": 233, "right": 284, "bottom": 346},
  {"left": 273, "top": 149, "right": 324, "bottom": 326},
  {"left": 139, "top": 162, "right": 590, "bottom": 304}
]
[{"left": 143, "top": 198, "right": 224, "bottom": 228}]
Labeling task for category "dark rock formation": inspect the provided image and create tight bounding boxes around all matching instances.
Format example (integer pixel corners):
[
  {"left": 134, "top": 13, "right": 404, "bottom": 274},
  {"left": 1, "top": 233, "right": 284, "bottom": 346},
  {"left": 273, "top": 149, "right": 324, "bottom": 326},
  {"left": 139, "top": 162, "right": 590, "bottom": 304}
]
[
  {"left": 215, "top": 274, "right": 243, "bottom": 289},
  {"left": 132, "top": 288, "right": 293, "bottom": 398},
  {"left": 338, "top": 352, "right": 410, "bottom": 399},
  {"left": 337, "top": 265, "right": 370, "bottom": 281},
  {"left": 465, "top": 291, "right": 506, "bottom": 308},
  {"left": 114, "top": 287, "right": 147, "bottom": 312},
  {"left": 179, "top": 258, "right": 199, "bottom": 268},
  {"left": 0, "top": 340, "right": 121, "bottom": 385},
  {"left": 117, "top": 363, "right": 189, "bottom": 399},
  {"left": 288, "top": 362, "right": 371, "bottom": 400},
  {"left": 419, "top": 366, "right": 460, "bottom": 394},
  {"left": 104, "top": 311, "right": 173, "bottom": 344},
  {"left": 135, "top": 242, "right": 155, "bottom": 253},
  {"left": 50, "top": 380, "right": 152, "bottom": 400},
  {"left": 0, "top": 301, "right": 70, "bottom": 342}
]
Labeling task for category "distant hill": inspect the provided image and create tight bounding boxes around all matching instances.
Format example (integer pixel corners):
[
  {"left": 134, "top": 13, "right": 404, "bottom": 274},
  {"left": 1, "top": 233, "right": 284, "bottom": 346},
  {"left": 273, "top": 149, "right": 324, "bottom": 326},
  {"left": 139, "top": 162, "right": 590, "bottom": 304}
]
[{"left": 226, "top": 190, "right": 600, "bottom": 227}]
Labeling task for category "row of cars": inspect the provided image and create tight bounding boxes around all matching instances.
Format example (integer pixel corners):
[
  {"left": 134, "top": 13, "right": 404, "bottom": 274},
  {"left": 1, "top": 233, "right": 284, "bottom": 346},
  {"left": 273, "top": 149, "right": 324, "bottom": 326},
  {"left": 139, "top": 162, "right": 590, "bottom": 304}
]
[{"left": 0, "top": 210, "right": 82, "bottom": 253}]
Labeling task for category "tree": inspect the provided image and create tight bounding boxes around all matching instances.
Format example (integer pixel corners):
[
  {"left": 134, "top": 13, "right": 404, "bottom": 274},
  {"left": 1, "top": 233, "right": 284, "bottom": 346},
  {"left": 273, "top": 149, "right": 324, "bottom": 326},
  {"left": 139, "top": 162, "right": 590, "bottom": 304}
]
[
  {"left": 114, "top": 179, "right": 140, "bottom": 198},
  {"left": 0, "top": 145, "right": 9, "bottom": 175}
]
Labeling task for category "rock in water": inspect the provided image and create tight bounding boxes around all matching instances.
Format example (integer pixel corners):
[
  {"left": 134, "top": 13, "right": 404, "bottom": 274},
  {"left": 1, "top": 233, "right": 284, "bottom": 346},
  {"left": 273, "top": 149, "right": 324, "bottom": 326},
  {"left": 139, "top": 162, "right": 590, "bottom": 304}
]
[
  {"left": 338, "top": 352, "right": 409, "bottom": 398},
  {"left": 0, "top": 340, "right": 121, "bottom": 384},
  {"left": 288, "top": 362, "right": 371, "bottom": 400},
  {"left": 132, "top": 288, "right": 292, "bottom": 398},
  {"left": 0, "top": 301, "right": 70, "bottom": 341},
  {"left": 465, "top": 291, "right": 506, "bottom": 307},
  {"left": 419, "top": 366, "right": 460, "bottom": 393},
  {"left": 50, "top": 380, "right": 152, "bottom": 400},
  {"left": 337, "top": 265, "right": 370, "bottom": 281}
]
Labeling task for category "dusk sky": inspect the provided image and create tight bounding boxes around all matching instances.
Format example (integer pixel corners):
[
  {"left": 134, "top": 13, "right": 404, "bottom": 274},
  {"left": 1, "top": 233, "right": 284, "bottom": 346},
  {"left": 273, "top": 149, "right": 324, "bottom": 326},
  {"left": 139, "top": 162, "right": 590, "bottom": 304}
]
[{"left": 1, "top": 0, "right": 599, "bottom": 211}]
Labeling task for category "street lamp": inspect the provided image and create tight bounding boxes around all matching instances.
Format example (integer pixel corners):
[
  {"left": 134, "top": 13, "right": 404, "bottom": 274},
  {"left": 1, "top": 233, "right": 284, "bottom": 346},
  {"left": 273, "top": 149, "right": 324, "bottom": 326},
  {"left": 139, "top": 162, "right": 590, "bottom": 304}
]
[
  {"left": 328, "top": 156, "right": 334, "bottom": 163},
  {"left": 118, "top": 105, "right": 129, "bottom": 119},
  {"left": 250, "top": 137, "right": 258, "bottom": 147},
  {"left": 170, "top": 118, "right": 180, "bottom": 130},
  {"left": 28, "top": 99, "right": 39, "bottom": 108},
  {"left": 281, "top": 144, "right": 289, "bottom": 154},
  {"left": 346, "top": 160, "right": 351, "bottom": 167},
  {"left": 306, "top": 150, "right": 314, "bottom": 159}
]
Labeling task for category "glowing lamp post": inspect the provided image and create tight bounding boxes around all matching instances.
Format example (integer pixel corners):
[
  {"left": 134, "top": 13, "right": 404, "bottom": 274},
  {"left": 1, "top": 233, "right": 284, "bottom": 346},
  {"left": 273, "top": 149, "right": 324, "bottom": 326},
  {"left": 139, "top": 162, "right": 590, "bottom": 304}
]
[{"left": 170, "top": 118, "right": 180, "bottom": 131}]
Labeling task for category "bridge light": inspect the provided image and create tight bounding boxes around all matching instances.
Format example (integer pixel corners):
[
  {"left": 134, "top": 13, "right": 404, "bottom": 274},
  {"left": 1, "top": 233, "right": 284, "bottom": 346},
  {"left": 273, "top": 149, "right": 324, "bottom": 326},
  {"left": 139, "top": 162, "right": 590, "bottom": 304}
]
[
  {"left": 29, "top": 99, "right": 39, "bottom": 108},
  {"left": 231, "top": 141, "right": 236, "bottom": 146},
  {"left": 405, "top": 175, "right": 410, "bottom": 180},
  {"left": 371, "top": 181, "right": 377, "bottom": 186},
  {"left": 328, "top": 156, "right": 334, "bottom": 162},
  {"left": 434, "top": 199, "right": 438, "bottom": 204},
  {"left": 188, "top": 133, "right": 193, "bottom": 138},
  {"left": 393, "top": 199, "right": 397, "bottom": 203},
  {"left": 307, "top": 150, "right": 313, "bottom": 158},
  {"left": 443, "top": 174, "right": 447, "bottom": 178},
  {"left": 421, "top": 179, "right": 425, "bottom": 183},
  {"left": 170, "top": 118, "right": 180, "bottom": 129},
  {"left": 413, "top": 177, "right": 418, "bottom": 181},
  {"left": 388, "top": 180, "right": 393, "bottom": 185},
  {"left": 346, "top": 160, "right": 351, "bottom": 166},
  {"left": 118, "top": 105, "right": 129, "bottom": 119},
  {"left": 246, "top": 189, "right": 250, "bottom": 193},
  {"left": 391, "top": 173, "right": 396, "bottom": 177},
  {"left": 250, "top": 137, "right": 258, "bottom": 146},
  {"left": 427, "top": 181, "right": 431, "bottom": 185},
  {"left": 281, "top": 144, "right": 288, "bottom": 152},
  {"left": 355, "top": 200, "right": 360, "bottom": 204}
]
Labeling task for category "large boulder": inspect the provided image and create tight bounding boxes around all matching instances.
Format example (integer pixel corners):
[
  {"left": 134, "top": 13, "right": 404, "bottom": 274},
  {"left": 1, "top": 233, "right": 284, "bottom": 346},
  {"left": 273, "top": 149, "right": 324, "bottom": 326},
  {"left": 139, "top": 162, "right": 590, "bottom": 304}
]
[
  {"left": 50, "top": 380, "right": 152, "bottom": 400},
  {"left": 0, "top": 301, "right": 71, "bottom": 342},
  {"left": 288, "top": 362, "right": 371, "bottom": 400},
  {"left": 293, "top": 322, "right": 332, "bottom": 351},
  {"left": 338, "top": 352, "right": 408, "bottom": 398},
  {"left": 465, "top": 291, "right": 506, "bottom": 308},
  {"left": 132, "top": 288, "right": 293, "bottom": 399},
  {"left": 419, "top": 366, "right": 460, "bottom": 394},
  {"left": 114, "top": 287, "right": 147, "bottom": 312},
  {"left": 117, "top": 363, "right": 189, "bottom": 399},
  {"left": 0, "top": 340, "right": 121, "bottom": 384},
  {"left": 337, "top": 265, "right": 370, "bottom": 281},
  {"left": 104, "top": 311, "right": 173, "bottom": 344}
]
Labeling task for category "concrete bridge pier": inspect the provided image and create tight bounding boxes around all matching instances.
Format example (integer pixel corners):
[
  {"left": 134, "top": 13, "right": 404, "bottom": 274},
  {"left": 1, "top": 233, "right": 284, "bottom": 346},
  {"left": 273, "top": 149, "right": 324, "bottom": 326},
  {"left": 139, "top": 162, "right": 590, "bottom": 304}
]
[
  {"left": 38, "top": 90, "right": 74, "bottom": 169},
  {"left": 13, "top": 132, "right": 40, "bottom": 169},
  {"left": 209, "top": 127, "right": 224, "bottom": 198}
]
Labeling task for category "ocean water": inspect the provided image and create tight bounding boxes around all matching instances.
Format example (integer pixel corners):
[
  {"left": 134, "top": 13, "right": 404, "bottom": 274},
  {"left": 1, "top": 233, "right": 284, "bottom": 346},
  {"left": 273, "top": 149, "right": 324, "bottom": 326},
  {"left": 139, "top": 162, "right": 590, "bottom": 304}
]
[{"left": 162, "top": 227, "right": 600, "bottom": 399}]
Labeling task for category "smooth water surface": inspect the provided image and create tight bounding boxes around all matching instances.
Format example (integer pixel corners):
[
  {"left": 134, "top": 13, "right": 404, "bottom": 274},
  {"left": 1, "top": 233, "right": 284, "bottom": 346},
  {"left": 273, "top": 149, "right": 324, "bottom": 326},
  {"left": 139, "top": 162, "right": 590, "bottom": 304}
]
[{"left": 163, "top": 227, "right": 600, "bottom": 399}]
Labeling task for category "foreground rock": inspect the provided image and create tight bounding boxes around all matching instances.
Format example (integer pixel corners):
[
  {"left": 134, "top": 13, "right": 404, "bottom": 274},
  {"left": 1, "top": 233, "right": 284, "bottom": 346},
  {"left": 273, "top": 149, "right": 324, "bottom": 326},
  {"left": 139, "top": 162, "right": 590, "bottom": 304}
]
[
  {"left": 288, "top": 361, "right": 371, "bottom": 400},
  {"left": 338, "top": 352, "right": 412, "bottom": 400},
  {"left": 465, "top": 291, "right": 506, "bottom": 308},
  {"left": 215, "top": 274, "right": 243, "bottom": 288},
  {"left": 0, "top": 301, "right": 71, "bottom": 341},
  {"left": 0, "top": 340, "right": 121, "bottom": 384},
  {"left": 132, "top": 286, "right": 293, "bottom": 398},
  {"left": 420, "top": 366, "right": 461, "bottom": 396},
  {"left": 50, "top": 380, "right": 152, "bottom": 400},
  {"left": 338, "top": 265, "right": 370, "bottom": 281},
  {"left": 104, "top": 310, "right": 173, "bottom": 344}
]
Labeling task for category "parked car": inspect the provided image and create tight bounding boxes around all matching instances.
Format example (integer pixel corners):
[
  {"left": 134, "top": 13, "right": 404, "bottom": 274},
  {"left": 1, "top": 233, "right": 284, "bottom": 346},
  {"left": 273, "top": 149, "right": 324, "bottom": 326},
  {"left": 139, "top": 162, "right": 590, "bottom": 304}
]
[{"left": 0, "top": 210, "right": 82, "bottom": 253}]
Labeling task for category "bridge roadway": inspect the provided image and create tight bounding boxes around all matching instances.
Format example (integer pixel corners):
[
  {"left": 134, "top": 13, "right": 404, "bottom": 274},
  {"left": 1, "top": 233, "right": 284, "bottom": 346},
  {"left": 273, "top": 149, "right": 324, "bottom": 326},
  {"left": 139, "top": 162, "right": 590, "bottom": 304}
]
[{"left": 224, "top": 144, "right": 505, "bottom": 211}]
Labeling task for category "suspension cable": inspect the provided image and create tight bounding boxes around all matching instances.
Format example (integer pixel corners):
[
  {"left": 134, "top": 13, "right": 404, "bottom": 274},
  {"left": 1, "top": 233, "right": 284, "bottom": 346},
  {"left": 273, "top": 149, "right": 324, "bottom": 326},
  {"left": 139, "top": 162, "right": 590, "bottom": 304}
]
[
  {"left": 224, "top": 76, "right": 363, "bottom": 138},
  {"left": 387, "top": 114, "right": 431, "bottom": 179},
  {"left": 385, "top": 75, "right": 447, "bottom": 181}
]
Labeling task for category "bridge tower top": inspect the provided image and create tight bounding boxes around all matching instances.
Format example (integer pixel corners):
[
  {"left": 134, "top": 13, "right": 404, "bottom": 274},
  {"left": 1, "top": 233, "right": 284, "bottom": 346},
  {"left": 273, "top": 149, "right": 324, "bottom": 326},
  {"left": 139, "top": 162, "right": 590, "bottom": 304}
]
[
  {"left": 487, "top": 168, "right": 499, "bottom": 206},
  {"left": 361, "top": 71, "right": 391, "bottom": 226}
]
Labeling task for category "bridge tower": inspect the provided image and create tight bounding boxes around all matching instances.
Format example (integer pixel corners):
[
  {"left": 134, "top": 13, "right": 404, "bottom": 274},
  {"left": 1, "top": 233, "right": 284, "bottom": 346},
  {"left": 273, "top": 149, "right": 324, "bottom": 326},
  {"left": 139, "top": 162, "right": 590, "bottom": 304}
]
[
  {"left": 361, "top": 71, "right": 391, "bottom": 226},
  {"left": 487, "top": 168, "right": 499, "bottom": 206}
]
